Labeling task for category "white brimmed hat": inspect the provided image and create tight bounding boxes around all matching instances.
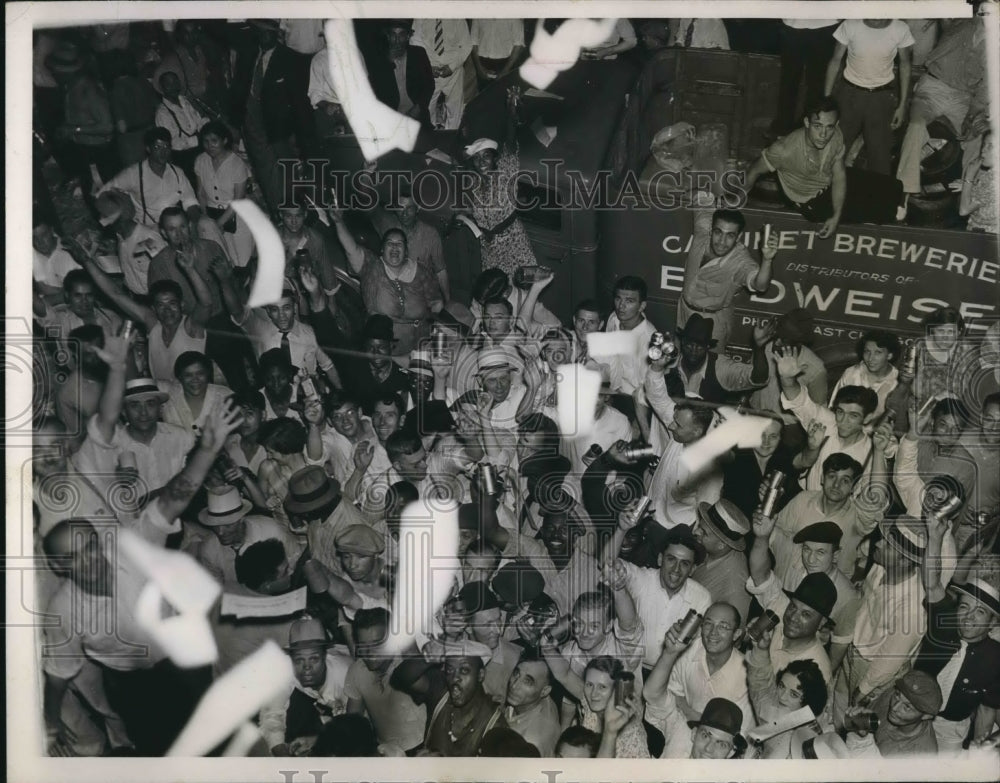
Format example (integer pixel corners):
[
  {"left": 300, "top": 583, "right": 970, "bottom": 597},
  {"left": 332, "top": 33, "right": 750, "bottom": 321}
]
[
  {"left": 123, "top": 378, "right": 169, "bottom": 404},
  {"left": 198, "top": 486, "right": 252, "bottom": 527}
]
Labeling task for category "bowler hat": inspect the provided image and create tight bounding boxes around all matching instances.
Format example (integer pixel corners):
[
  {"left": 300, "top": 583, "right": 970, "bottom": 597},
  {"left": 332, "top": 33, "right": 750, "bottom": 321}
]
[
  {"left": 783, "top": 572, "right": 838, "bottom": 622},
  {"left": 283, "top": 465, "right": 341, "bottom": 516},
  {"left": 457, "top": 580, "right": 503, "bottom": 615},
  {"left": 696, "top": 500, "right": 750, "bottom": 552},
  {"left": 491, "top": 561, "right": 545, "bottom": 606},
  {"left": 676, "top": 314, "right": 718, "bottom": 347},
  {"left": 363, "top": 314, "right": 396, "bottom": 343},
  {"left": 687, "top": 697, "right": 743, "bottom": 737}
]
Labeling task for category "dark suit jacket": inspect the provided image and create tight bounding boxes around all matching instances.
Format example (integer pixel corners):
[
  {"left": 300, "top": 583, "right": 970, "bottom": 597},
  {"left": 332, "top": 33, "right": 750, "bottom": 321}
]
[
  {"left": 362, "top": 45, "right": 435, "bottom": 127},
  {"left": 233, "top": 43, "right": 312, "bottom": 144},
  {"left": 721, "top": 445, "right": 801, "bottom": 522}
]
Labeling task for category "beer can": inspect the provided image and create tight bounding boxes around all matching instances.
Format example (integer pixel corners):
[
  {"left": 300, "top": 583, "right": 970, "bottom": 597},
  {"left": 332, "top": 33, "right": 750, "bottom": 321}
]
[
  {"left": 936, "top": 493, "right": 964, "bottom": 518},
  {"left": 676, "top": 609, "right": 703, "bottom": 644},
  {"left": 745, "top": 609, "right": 780, "bottom": 646},
  {"left": 582, "top": 443, "right": 603, "bottom": 466},
  {"left": 614, "top": 673, "right": 636, "bottom": 705},
  {"left": 901, "top": 344, "right": 918, "bottom": 377},
  {"left": 630, "top": 496, "right": 652, "bottom": 525},
  {"left": 300, "top": 377, "right": 319, "bottom": 401},
  {"left": 762, "top": 223, "right": 771, "bottom": 248},
  {"left": 844, "top": 712, "right": 879, "bottom": 733},
  {"left": 121, "top": 319, "right": 136, "bottom": 341},
  {"left": 976, "top": 512, "right": 990, "bottom": 527},
  {"left": 432, "top": 329, "right": 448, "bottom": 361},
  {"left": 759, "top": 470, "right": 786, "bottom": 517},
  {"left": 479, "top": 463, "right": 498, "bottom": 496},
  {"left": 622, "top": 445, "right": 658, "bottom": 461}
]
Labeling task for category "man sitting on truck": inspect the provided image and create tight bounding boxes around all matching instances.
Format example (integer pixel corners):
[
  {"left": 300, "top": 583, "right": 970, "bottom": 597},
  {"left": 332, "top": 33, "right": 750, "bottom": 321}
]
[
  {"left": 677, "top": 206, "right": 777, "bottom": 354},
  {"left": 743, "top": 97, "right": 905, "bottom": 237}
]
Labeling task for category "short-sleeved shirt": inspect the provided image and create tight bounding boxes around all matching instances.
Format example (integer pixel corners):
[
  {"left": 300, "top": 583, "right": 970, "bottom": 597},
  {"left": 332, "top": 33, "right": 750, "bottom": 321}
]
[
  {"left": 469, "top": 19, "right": 525, "bottom": 59},
  {"left": 833, "top": 20, "right": 914, "bottom": 89},
  {"left": 762, "top": 127, "right": 845, "bottom": 204},
  {"left": 681, "top": 209, "right": 761, "bottom": 313},
  {"left": 147, "top": 239, "right": 230, "bottom": 317},
  {"left": 76, "top": 417, "right": 195, "bottom": 492},
  {"left": 667, "top": 638, "right": 754, "bottom": 731},
  {"left": 343, "top": 658, "right": 427, "bottom": 751},
  {"left": 359, "top": 251, "right": 443, "bottom": 356},
  {"left": 101, "top": 161, "right": 199, "bottom": 228},
  {"left": 118, "top": 223, "right": 167, "bottom": 295},
  {"left": 34, "top": 239, "right": 81, "bottom": 289}
]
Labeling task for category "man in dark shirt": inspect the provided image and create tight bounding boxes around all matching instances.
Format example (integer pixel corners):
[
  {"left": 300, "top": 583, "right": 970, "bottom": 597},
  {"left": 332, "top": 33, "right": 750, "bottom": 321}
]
[
  {"left": 425, "top": 646, "right": 505, "bottom": 756},
  {"left": 362, "top": 19, "right": 435, "bottom": 127},
  {"left": 345, "top": 315, "right": 411, "bottom": 413},
  {"left": 914, "top": 513, "right": 1000, "bottom": 754}
]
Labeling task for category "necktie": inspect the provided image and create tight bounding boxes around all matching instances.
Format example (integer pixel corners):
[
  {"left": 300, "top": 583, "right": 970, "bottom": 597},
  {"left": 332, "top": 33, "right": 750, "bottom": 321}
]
[
  {"left": 684, "top": 21, "right": 695, "bottom": 48},
  {"left": 280, "top": 331, "right": 292, "bottom": 365},
  {"left": 251, "top": 52, "right": 265, "bottom": 98},
  {"left": 434, "top": 20, "right": 445, "bottom": 57}
]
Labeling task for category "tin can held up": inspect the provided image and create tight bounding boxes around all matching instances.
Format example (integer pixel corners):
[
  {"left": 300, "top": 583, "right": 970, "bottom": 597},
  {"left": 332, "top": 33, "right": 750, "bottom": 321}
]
[
  {"left": 745, "top": 608, "right": 780, "bottom": 647},
  {"left": 843, "top": 712, "right": 879, "bottom": 734},
  {"left": 479, "top": 463, "right": 499, "bottom": 496},
  {"left": 759, "top": 470, "right": 786, "bottom": 517},
  {"left": 622, "top": 445, "right": 658, "bottom": 461},
  {"left": 676, "top": 609, "right": 703, "bottom": 644},
  {"left": 648, "top": 332, "right": 678, "bottom": 363}
]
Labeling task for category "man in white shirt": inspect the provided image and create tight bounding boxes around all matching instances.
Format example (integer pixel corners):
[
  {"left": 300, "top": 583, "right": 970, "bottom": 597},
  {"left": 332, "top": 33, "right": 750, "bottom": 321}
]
[
  {"left": 644, "top": 602, "right": 754, "bottom": 733},
  {"left": 777, "top": 344, "right": 883, "bottom": 490},
  {"left": 38, "top": 270, "right": 123, "bottom": 356},
  {"left": 412, "top": 19, "right": 472, "bottom": 129},
  {"left": 33, "top": 217, "right": 81, "bottom": 302},
  {"left": 643, "top": 352, "right": 723, "bottom": 531},
  {"left": 824, "top": 19, "right": 914, "bottom": 175},
  {"left": 473, "top": 347, "right": 529, "bottom": 432},
  {"left": 232, "top": 286, "right": 341, "bottom": 389},
  {"left": 154, "top": 70, "right": 208, "bottom": 181},
  {"left": 469, "top": 20, "right": 525, "bottom": 87},
  {"left": 604, "top": 275, "right": 659, "bottom": 396}
]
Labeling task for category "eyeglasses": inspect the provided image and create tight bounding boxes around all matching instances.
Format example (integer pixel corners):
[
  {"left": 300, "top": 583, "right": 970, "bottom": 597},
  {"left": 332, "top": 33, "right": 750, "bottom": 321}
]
[{"left": 701, "top": 621, "right": 736, "bottom": 634}]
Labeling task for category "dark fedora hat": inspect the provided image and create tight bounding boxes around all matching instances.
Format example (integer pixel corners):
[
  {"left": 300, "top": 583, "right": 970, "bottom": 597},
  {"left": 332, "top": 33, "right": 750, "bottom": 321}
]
[
  {"left": 676, "top": 313, "right": 718, "bottom": 347},
  {"left": 283, "top": 465, "right": 342, "bottom": 516},
  {"left": 46, "top": 41, "right": 85, "bottom": 74},
  {"left": 783, "top": 571, "right": 838, "bottom": 623}
]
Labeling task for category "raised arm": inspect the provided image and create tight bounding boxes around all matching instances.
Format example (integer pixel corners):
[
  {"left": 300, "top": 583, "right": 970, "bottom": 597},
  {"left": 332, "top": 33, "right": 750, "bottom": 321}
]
[
  {"left": 752, "top": 229, "right": 778, "bottom": 294},
  {"left": 92, "top": 334, "right": 133, "bottom": 442},
  {"left": 176, "top": 249, "right": 215, "bottom": 327},
  {"left": 70, "top": 242, "right": 155, "bottom": 330},
  {"left": 156, "top": 400, "right": 243, "bottom": 523},
  {"left": 515, "top": 270, "right": 555, "bottom": 330},
  {"left": 642, "top": 621, "right": 689, "bottom": 705},
  {"left": 209, "top": 252, "right": 245, "bottom": 321},
  {"left": 749, "top": 509, "right": 778, "bottom": 586},
  {"left": 742, "top": 156, "right": 771, "bottom": 198},
  {"left": 328, "top": 200, "right": 367, "bottom": 275}
]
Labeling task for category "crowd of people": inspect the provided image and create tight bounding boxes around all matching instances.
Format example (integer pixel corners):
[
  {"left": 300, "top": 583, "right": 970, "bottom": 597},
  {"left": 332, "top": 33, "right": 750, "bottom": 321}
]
[{"left": 28, "top": 15, "right": 999, "bottom": 761}]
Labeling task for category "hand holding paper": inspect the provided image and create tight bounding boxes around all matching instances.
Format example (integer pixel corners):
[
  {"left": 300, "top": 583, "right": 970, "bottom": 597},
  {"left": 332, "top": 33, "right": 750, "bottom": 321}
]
[{"left": 520, "top": 19, "right": 619, "bottom": 89}]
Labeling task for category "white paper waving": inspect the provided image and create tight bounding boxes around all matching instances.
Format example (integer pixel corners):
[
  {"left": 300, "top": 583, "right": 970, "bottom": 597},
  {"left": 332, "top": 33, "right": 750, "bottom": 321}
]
[
  {"left": 230, "top": 199, "right": 285, "bottom": 308},
  {"left": 119, "top": 529, "right": 221, "bottom": 668},
  {"left": 520, "top": 19, "right": 618, "bottom": 89},
  {"left": 167, "top": 641, "right": 294, "bottom": 756},
  {"left": 745, "top": 706, "right": 817, "bottom": 744},
  {"left": 586, "top": 330, "right": 638, "bottom": 357},
  {"left": 382, "top": 498, "right": 460, "bottom": 657},
  {"left": 220, "top": 587, "right": 307, "bottom": 619},
  {"left": 680, "top": 410, "right": 771, "bottom": 475},
  {"left": 323, "top": 19, "right": 420, "bottom": 160},
  {"left": 555, "top": 363, "right": 603, "bottom": 441}
]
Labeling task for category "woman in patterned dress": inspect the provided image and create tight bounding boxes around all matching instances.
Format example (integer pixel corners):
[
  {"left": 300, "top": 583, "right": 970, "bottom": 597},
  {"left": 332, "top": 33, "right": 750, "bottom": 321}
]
[{"left": 462, "top": 86, "right": 539, "bottom": 276}]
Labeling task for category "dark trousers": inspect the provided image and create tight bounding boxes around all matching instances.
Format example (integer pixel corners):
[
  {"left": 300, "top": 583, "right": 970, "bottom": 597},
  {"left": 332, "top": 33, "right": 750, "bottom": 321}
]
[
  {"left": 781, "top": 167, "right": 903, "bottom": 226},
  {"left": 204, "top": 312, "right": 259, "bottom": 393},
  {"left": 103, "top": 660, "right": 213, "bottom": 756},
  {"left": 834, "top": 80, "right": 898, "bottom": 176},
  {"left": 171, "top": 147, "right": 202, "bottom": 190},
  {"left": 772, "top": 25, "right": 837, "bottom": 135},
  {"left": 58, "top": 139, "right": 119, "bottom": 211}
]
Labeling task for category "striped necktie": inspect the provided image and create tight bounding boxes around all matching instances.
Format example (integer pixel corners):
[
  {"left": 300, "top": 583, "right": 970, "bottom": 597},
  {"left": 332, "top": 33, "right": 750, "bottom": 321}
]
[{"left": 434, "top": 20, "right": 445, "bottom": 57}]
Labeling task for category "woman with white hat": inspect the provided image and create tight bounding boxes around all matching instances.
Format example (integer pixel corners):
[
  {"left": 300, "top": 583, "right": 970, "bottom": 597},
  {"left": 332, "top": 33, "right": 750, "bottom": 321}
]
[{"left": 458, "top": 86, "right": 539, "bottom": 276}]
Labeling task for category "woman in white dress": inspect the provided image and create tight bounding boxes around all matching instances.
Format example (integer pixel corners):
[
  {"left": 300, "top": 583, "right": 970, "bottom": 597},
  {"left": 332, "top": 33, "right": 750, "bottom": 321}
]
[
  {"left": 159, "top": 350, "right": 232, "bottom": 434},
  {"left": 830, "top": 330, "right": 901, "bottom": 420},
  {"left": 194, "top": 120, "right": 254, "bottom": 268}
]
